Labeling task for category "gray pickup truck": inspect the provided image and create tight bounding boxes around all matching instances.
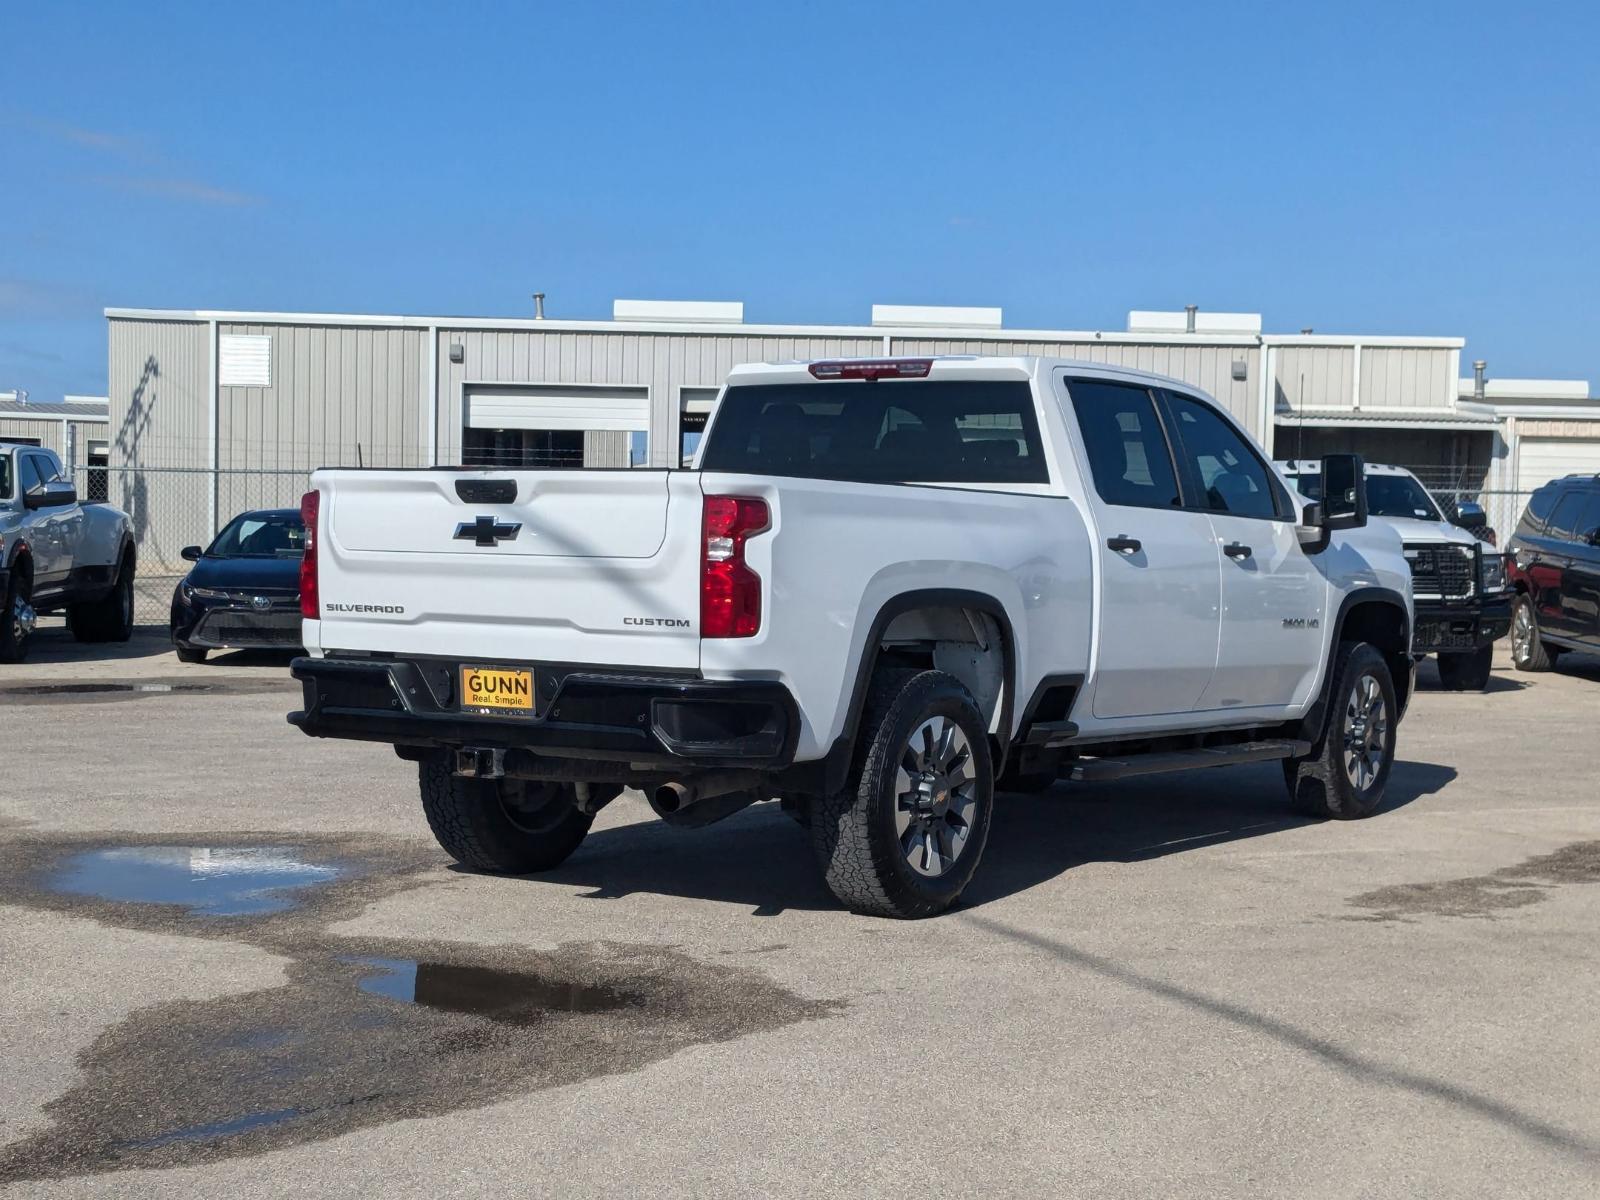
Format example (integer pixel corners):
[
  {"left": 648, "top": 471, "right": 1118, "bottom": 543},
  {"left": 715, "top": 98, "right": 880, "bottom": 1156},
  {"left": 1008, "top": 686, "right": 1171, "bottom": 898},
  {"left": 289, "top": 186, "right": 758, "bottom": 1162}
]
[{"left": 1, "top": 444, "right": 137, "bottom": 661}]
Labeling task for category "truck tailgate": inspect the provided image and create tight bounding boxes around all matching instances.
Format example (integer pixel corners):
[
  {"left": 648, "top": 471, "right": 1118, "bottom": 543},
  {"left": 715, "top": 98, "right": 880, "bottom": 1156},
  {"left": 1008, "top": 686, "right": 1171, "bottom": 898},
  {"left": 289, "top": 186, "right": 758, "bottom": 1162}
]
[{"left": 309, "top": 468, "right": 704, "bottom": 668}]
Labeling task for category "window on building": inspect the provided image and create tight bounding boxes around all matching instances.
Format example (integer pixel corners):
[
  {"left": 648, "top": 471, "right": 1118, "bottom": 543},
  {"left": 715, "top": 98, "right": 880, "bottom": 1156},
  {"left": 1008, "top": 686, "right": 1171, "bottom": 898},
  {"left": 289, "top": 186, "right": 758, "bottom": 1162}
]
[
  {"left": 462, "top": 428, "right": 585, "bottom": 469},
  {"left": 85, "top": 441, "right": 109, "bottom": 504},
  {"left": 680, "top": 387, "right": 720, "bottom": 466}
]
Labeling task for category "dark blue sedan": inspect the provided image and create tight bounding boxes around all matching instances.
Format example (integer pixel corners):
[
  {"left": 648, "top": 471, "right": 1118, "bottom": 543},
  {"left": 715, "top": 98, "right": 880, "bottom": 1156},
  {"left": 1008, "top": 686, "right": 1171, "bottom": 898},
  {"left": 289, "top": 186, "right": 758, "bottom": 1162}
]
[{"left": 170, "top": 508, "right": 305, "bottom": 663}]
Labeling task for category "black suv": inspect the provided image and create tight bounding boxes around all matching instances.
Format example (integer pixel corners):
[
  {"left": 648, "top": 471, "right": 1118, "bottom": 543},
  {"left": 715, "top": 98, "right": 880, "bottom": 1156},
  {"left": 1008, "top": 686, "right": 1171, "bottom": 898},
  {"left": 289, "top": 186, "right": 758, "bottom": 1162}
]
[{"left": 1507, "top": 475, "right": 1600, "bottom": 670}]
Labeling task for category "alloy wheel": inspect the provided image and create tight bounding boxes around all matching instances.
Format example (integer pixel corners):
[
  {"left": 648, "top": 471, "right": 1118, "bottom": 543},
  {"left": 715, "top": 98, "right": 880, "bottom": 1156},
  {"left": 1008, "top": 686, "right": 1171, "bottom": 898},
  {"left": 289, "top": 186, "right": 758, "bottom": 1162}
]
[
  {"left": 1512, "top": 601, "right": 1532, "bottom": 664},
  {"left": 893, "top": 716, "right": 977, "bottom": 878},
  {"left": 1342, "top": 673, "right": 1389, "bottom": 793}
]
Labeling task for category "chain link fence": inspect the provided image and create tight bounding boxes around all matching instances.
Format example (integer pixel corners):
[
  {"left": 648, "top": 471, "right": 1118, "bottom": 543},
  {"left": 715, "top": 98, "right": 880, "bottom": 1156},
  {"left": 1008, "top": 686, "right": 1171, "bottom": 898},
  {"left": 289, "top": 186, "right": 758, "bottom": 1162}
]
[
  {"left": 76, "top": 466, "right": 312, "bottom": 626},
  {"left": 1404, "top": 466, "right": 1533, "bottom": 545}
]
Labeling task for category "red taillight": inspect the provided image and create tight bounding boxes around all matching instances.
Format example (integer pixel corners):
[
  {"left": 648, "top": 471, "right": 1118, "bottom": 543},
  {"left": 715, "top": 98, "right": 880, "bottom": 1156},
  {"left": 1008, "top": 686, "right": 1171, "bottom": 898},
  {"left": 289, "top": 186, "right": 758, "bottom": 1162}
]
[
  {"left": 299, "top": 490, "right": 320, "bottom": 619},
  {"left": 808, "top": 359, "right": 932, "bottom": 381},
  {"left": 701, "top": 495, "right": 769, "bottom": 638}
]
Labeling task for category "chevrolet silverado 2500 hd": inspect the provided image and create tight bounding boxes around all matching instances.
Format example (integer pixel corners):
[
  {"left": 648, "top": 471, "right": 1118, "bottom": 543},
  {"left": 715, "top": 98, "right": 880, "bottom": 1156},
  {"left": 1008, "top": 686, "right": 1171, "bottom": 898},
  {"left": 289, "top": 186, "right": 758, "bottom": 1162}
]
[
  {"left": 289, "top": 357, "right": 1413, "bottom": 918},
  {"left": 1, "top": 443, "right": 136, "bottom": 662}
]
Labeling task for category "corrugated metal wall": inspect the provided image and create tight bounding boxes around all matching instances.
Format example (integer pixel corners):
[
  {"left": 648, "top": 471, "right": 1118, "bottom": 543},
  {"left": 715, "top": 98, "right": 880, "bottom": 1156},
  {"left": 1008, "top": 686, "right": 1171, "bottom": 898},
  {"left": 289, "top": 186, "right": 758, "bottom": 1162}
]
[
  {"left": 435, "top": 329, "right": 883, "bottom": 466},
  {"left": 0, "top": 418, "right": 65, "bottom": 455},
  {"left": 891, "top": 339, "right": 1261, "bottom": 428},
  {"left": 107, "top": 319, "right": 213, "bottom": 571},
  {"left": 217, "top": 322, "right": 428, "bottom": 470},
  {"left": 213, "top": 322, "right": 428, "bottom": 523},
  {"left": 1360, "top": 347, "right": 1453, "bottom": 409},
  {"left": 108, "top": 318, "right": 211, "bottom": 468},
  {"left": 1272, "top": 346, "right": 1353, "bottom": 412}
]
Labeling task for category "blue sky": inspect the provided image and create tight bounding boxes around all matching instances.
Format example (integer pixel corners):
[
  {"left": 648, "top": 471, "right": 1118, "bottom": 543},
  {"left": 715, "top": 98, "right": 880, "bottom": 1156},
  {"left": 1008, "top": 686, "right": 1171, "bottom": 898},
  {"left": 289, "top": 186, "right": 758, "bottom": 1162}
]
[{"left": 2, "top": 0, "right": 1596, "bottom": 401}]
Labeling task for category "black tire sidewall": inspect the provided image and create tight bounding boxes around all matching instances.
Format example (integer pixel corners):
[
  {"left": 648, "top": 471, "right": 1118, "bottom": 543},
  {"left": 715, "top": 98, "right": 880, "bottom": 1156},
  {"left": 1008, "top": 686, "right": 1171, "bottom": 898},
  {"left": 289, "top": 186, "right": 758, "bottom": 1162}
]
[
  {"left": 419, "top": 757, "right": 593, "bottom": 874},
  {"left": 861, "top": 677, "right": 994, "bottom": 911},
  {"left": 1323, "top": 643, "right": 1398, "bottom": 817},
  {"left": 0, "top": 568, "right": 28, "bottom": 662}
]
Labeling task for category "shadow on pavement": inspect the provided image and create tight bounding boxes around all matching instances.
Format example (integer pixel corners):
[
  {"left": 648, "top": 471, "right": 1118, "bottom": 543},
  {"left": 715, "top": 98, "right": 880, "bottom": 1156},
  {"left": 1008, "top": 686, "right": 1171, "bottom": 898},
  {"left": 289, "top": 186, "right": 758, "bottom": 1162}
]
[
  {"left": 18, "top": 624, "right": 174, "bottom": 666},
  {"left": 494, "top": 758, "right": 1458, "bottom": 916},
  {"left": 1412, "top": 657, "right": 1528, "bottom": 694}
]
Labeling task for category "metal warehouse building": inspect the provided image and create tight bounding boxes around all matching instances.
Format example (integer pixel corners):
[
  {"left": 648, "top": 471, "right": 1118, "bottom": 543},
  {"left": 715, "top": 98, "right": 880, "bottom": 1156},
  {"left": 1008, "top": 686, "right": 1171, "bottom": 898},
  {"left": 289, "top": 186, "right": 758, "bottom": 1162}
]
[
  {"left": 0, "top": 391, "right": 112, "bottom": 499},
  {"left": 104, "top": 301, "right": 1600, "bottom": 572}
]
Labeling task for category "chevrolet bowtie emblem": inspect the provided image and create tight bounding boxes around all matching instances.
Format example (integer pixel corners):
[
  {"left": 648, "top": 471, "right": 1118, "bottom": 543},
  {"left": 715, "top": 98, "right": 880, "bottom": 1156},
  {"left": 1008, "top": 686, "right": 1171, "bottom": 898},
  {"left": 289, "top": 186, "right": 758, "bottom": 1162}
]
[{"left": 454, "top": 515, "right": 522, "bottom": 547}]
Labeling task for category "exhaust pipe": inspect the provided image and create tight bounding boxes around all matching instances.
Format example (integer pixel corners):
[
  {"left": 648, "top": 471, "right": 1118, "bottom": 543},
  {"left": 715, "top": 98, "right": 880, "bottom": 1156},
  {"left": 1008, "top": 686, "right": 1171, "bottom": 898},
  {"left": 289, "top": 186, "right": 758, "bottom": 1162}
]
[{"left": 649, "top": 770, "right": 764, "bottom": 819}]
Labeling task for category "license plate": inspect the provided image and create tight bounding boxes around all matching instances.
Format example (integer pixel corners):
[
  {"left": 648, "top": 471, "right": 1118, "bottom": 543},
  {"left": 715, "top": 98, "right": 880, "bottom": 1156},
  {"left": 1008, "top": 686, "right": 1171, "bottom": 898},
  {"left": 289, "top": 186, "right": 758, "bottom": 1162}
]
[{"left": 460, "top": 666, "right": 535, "bottom": 715}]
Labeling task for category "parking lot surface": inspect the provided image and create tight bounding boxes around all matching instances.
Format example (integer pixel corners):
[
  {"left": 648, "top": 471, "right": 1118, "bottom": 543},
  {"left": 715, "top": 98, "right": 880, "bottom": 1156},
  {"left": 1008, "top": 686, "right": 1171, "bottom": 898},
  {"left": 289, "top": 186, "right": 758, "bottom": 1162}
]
[{"left": 2, "top": 628, "right": 1598, "bottom": 1198}]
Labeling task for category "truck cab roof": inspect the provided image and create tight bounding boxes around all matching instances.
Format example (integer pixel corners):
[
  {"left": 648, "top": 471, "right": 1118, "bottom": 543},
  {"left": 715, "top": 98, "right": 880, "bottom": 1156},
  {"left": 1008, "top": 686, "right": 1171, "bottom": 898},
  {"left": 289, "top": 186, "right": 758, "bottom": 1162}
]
[{"left": 724, "top": 355, "right": 1204, "bottom": 395}]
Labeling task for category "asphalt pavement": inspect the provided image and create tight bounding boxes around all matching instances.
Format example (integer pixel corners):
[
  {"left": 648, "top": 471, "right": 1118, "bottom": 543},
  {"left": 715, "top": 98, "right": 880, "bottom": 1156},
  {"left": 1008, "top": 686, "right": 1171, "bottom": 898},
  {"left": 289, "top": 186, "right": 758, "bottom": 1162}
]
[{"left": 1, "top": 629, "right": 1597, "bottom": 1197}]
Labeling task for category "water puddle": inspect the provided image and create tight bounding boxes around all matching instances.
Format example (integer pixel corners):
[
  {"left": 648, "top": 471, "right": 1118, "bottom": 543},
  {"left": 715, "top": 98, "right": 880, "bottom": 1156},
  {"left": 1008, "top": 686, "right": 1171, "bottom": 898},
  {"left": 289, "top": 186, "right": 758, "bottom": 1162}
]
[
  {"left": 1348, "top": 839, "right": 1600, "bottom": 920},
  {"left": 47, "top": 846, "right": 342, "bottom": 916},
  {"left": 1, "top": 682, "right": 213, "bottom": 695},
  {"left": 0, "top": 941, "right": 836, "bottom": 1182},
  {"left": 345, "top": 956, "right": 634, "bottom": 1022}
]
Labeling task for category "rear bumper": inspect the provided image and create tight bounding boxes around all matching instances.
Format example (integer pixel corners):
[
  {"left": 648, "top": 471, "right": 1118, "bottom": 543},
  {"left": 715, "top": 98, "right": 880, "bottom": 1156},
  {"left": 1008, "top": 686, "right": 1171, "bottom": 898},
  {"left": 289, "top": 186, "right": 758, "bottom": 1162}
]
[
  {"left": 1413, "top": 594, "right": 1512, "bottom": 653},
  {"left": 287, "top": 655, "right": 799, "bottom": 770}
]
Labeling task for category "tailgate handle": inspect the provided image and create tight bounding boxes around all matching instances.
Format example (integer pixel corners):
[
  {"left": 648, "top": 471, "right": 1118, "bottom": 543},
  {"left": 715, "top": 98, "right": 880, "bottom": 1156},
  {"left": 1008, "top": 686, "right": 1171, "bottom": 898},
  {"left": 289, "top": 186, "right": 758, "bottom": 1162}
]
[{"left": 455, "top": 479, "right": 517, "bottom": 504}]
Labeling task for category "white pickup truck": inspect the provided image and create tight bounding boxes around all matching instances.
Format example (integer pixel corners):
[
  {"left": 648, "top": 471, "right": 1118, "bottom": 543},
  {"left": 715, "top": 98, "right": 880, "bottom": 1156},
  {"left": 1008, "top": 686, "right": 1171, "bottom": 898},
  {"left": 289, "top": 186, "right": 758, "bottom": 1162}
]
[
  {"left": 1278, "top": 461, "right": 1511, "bottom": 691},
  {"left": 290, "top": 357, "right": 1413, "bottom": 918},
  {"left": 1, "top": 443, "right": 137, "bottom": 662}
]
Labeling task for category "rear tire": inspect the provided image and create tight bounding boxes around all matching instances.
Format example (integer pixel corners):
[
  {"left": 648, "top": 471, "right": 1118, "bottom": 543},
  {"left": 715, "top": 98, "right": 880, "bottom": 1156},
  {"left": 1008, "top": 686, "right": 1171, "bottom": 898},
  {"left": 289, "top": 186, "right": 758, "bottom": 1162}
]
[
  {"left": 0, "top": 566, "right": 34, "bottom": 664},
  {"left": 69, "top": 554, "right": 135, "bottom": 643},
  {"left": 175, "top": 646, "right": 208, "bottom": 664},
  {"left": 1435, "top": 645, "right": 1493, "bottom": 691},
  {"left": 1510, "top": 594, "right": 1559, "bottom": 672},
  {"left": 1283, "top": 641, "right": 1397, "bottom": 820},
  {"left": 809, "top": 668, "right": 994, "bottom": 919},
  {"left": 419, "top": 755, "right": 593, "bottom": 873}
]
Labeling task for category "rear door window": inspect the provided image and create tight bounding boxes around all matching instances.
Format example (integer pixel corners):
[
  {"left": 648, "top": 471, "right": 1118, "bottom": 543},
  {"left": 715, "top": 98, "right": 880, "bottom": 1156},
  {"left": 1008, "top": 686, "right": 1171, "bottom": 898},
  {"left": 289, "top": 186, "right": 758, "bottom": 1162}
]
[
  {"left": 1063, "top": 379, "right": 1182, "bottom": 509},
  {"left": 1545, "top": 493, "right": 1585, "bottom": 542},
  {"left": 698, "top": 380, "right": 1048, "bottom": 484},
  {"left": 1572, "top": 492, "right": 1600, "bottom": 547}
]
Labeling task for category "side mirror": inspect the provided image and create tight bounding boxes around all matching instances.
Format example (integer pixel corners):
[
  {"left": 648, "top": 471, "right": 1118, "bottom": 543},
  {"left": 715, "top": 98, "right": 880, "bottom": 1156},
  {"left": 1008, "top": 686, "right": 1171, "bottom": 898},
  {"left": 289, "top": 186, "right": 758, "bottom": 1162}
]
[
  {"left": 23, "top": 481, "right": 77, "bottom": 510},
  {"left": 1453, "top": 501, "right": 1488, "bottom": 532},
  {"left": 1320, "top": 454, "right": 1367, "bottom": 531},
  {"left": 180, "top": 545, "right": 204, "bottom": 562}
]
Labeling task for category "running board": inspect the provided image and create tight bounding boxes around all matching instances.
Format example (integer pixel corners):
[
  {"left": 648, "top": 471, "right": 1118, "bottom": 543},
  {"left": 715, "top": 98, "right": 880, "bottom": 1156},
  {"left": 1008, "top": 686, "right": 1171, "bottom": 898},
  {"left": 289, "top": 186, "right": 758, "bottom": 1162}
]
[{"left": 1067, "top": 739, "right": 1312, "bottom": 783}]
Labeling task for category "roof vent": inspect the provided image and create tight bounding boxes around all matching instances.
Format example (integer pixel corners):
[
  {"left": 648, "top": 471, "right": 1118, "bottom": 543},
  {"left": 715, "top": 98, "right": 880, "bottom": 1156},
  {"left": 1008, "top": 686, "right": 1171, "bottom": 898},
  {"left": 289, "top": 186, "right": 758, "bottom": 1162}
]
[
  {"left": 612, "top": 299, "right": 744, "bottom": 323},
  {"left": 871, "top": 304, "right": 1003, "bottom": 329},
  {"left": 1127, "top": 310, "right": 1263, "bottom": 336}
]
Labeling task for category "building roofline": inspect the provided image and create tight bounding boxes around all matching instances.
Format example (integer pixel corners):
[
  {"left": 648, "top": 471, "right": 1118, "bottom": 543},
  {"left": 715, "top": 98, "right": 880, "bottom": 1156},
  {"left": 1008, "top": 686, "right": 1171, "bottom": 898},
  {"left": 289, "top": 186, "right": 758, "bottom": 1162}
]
[
  {"left": 1457, "top": 399, "right": 1600, "bottom": 421},
  {"left": 102, "top": 306, "right": 1464, "bottom": 350}
]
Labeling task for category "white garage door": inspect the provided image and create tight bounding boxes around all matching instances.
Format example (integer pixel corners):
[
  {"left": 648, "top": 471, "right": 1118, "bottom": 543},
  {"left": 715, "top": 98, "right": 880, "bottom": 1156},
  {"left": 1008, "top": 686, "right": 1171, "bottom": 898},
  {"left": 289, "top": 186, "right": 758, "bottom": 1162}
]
[
  {"left": 1517, "top": 438, "right": 1600, "bottom": 493},
  {"left": 464, "top": 384, "right": 648, "bottom": 433}
]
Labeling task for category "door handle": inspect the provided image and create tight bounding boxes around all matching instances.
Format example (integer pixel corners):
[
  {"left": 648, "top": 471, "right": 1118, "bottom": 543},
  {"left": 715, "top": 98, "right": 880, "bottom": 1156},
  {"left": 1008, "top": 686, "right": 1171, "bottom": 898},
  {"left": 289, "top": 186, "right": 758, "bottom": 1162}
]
[
  {"left": 1223, "top": 541, "right": 1253, "bottom": 561},
  {"left": 1106, "top": 535, "right": 1142, "bottom": 555}
]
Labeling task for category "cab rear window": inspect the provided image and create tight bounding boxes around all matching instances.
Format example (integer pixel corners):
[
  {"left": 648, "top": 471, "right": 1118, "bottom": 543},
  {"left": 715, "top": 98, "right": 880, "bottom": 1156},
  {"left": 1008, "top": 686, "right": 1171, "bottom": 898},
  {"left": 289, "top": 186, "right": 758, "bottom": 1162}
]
[{"left": 698, "top": 381, "right": 1048, "bottom": 484}]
